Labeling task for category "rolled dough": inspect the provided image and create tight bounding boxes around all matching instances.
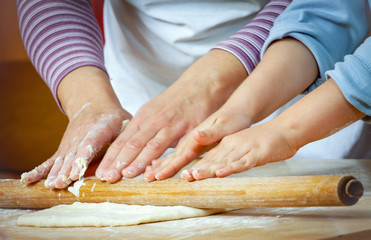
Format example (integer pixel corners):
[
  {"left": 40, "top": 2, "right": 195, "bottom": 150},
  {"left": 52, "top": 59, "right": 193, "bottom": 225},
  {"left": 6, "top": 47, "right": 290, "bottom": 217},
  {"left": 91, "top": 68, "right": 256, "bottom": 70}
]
[{"left": 17, "top": 202, "right": 226, "bottom": 227}]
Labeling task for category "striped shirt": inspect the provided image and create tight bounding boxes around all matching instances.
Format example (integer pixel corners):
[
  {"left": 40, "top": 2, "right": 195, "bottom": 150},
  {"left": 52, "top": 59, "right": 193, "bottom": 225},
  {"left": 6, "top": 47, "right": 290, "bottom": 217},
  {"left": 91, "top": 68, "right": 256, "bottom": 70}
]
[
  {"left": 16, "top": 0, "right": 291, "bottom": 109},
  {"left": 213, "top": 0, "right": 291, "bottom": 74},
  {"left": 17, "top": 0, "right": 106, "bottom": 109}
]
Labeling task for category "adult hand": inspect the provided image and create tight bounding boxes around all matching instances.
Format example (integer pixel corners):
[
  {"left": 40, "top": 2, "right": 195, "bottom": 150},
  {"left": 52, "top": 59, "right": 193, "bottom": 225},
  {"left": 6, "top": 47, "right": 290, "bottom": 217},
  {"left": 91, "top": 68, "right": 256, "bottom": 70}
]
[
  {"left": 95, "top": 49, "right": 247, "bottom": 182},
  {"left": 20, "top": 66, "right": 131, "bottom": 189},
  {"left": 20, "top": 107, "right": 129, "bottom": 189}
]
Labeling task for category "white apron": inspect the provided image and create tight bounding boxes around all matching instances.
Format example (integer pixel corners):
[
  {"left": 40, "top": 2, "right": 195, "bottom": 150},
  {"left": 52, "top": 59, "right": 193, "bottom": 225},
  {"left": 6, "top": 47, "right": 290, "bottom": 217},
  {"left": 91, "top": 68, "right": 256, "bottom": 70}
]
[{"left": 103, "top": 0, "right": 371, "bottom": 159}]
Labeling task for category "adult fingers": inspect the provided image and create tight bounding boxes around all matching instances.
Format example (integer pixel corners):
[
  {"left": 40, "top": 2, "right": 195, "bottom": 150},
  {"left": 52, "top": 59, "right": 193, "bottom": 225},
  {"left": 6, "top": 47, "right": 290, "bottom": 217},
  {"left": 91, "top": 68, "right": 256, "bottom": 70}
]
[
  {"left": 44, "top": 156, "right": 64, "bottom": 188},
  {"left": 122, "top": 127, "right": 182, "bottom": 178},
  {"left": 20, "top": 158, "right": 55, "bottom": 185},
  {"left": 98, "top": 122, "right": 158, "bottom": 182},
  {"left": 70, "top": 122, "right": 116, "bottom": 181},
  {"left": 53, "top": 151, "right": 76, "bottom": 189}
]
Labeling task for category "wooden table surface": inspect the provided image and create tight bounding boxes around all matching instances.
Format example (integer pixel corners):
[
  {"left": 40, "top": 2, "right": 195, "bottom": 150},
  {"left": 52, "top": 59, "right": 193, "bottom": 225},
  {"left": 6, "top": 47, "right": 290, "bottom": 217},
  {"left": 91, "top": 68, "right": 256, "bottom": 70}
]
[{"left": 1, "top": 159, "right": 371, "bottom": 240}]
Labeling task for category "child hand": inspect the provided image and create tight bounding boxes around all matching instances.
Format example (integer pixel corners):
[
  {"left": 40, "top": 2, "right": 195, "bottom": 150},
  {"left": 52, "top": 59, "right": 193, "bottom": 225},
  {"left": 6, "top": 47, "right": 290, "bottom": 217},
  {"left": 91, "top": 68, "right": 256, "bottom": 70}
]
[
  {"left": 182, "top": 122, "right": 299, "bottom": 181},
  {"left": 144, "top": 107, "right": 253, "bottom": 181}
]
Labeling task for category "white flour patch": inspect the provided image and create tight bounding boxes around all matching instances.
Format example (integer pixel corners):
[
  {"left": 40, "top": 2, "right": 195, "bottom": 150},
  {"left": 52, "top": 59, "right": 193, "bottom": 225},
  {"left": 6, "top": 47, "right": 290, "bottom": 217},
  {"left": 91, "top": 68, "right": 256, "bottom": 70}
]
[
  {"left": 67, "top": 178, "right": 86, "bottom": 198},
  {"left": 91, "top": 182, "right": 96, "bottom": 192}
]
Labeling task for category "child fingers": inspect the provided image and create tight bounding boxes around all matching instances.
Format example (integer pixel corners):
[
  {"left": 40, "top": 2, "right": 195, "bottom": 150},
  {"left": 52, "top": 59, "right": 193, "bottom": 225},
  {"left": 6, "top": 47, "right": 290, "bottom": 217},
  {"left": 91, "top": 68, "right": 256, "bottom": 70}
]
[
  {"left": 180, "top": 169, "right": 195, "bottom": 181},
  {"left": 215, "top": 156, "right": 258, "bottom": 178}
]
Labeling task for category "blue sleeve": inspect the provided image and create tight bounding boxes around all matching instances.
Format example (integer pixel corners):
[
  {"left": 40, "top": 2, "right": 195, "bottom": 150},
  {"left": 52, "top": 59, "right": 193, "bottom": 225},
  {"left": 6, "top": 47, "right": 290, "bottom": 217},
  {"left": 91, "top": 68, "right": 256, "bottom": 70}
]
[
  {"left": 260, "top": 0, "right": 369, "bottom": 93},
  {"left": 326, "top": 37, "right": 371, "bottom": 116}
]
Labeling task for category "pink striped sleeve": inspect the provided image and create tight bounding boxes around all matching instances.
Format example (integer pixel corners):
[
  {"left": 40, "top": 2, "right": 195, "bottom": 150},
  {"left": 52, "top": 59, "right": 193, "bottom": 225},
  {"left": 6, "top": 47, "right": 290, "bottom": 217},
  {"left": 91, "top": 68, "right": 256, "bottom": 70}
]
[
  {"left": 213, "top": 0, "right": 292, "bottom": 74},
  {"left": 16, "top": 0, "right": 106, "bottom": 111}
]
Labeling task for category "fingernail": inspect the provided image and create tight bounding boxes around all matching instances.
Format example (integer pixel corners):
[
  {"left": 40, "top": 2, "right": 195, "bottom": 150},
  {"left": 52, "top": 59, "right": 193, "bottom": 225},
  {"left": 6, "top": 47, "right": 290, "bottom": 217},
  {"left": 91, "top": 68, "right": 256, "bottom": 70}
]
[
  {"left": 155, "top": 169, "right": 165, "bottom": 180},
  {"left": 196, "top": 130, "right": 206, "bottom": 138},
  {"left": 98, "top": 176, "right": 107, "bottom": 182},
  {"left": 20, "top": 173, "right": 29, "bottom": 185},
  {"left": 45, "top": 178, "right": 55, "bottom": 188},
  {"left": 143, "top": 172, "right": 152, "bottom": 182},
  {"left": 44, "top": 179, "right": 51, "bottom": 188},
  {"left": 96, "top": 169, "right": 103, "bottom": 179},
  {"left": 192, "top": 168, "right": 201, "bottom": 176},
  {"left": 181, "top": 170, "right": 191, "bottom": 178},
  {"left": 154, "top": 173, "right": 161, "bottom": 180},
  {"left": 123, "top": 167, "right": 136, "bottom": 177}
]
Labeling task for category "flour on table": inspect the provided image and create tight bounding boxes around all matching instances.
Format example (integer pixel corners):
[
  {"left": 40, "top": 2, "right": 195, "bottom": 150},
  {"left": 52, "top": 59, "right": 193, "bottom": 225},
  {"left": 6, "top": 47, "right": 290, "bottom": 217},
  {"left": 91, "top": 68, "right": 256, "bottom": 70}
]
[{"left": 17, "top": 202, "right": 226, "bottom": 227}]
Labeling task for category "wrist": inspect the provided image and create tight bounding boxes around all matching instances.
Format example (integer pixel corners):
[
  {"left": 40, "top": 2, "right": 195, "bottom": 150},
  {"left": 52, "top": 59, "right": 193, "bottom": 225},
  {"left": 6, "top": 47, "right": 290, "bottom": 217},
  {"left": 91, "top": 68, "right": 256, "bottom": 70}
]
[
  {"left": 57, "top": 66, "right": 124, "bottom": 119},
  {"left": 178, "top": 49, "right": 248, "bottom": 106},
  {"left": 267, "top": 116, "right": 302, "bottom": 154}
]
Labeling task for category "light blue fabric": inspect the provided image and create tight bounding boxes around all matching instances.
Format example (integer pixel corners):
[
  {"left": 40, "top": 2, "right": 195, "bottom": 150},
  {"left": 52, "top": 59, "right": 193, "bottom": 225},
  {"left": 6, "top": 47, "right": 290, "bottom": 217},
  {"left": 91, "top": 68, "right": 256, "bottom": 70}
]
[
  {"left": 327, "top": 38, "right": 371, "bottom": 116},
  {"left": 260, "top": 0, "right": 370, "bottom": 115}
]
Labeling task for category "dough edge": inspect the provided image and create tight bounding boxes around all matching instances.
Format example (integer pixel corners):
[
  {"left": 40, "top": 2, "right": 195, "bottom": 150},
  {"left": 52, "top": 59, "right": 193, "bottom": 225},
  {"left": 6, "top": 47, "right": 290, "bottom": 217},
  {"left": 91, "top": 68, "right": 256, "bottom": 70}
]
[{"left": 17, "top": 202, "right": 226, "bottom": 227}]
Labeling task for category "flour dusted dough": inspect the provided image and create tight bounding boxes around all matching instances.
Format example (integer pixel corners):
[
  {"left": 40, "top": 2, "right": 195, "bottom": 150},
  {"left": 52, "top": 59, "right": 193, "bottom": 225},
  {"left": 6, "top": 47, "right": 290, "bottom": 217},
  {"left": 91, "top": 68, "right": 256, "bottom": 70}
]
[{"left": 17, "top": 202, "right": 225, "bottom": 227}]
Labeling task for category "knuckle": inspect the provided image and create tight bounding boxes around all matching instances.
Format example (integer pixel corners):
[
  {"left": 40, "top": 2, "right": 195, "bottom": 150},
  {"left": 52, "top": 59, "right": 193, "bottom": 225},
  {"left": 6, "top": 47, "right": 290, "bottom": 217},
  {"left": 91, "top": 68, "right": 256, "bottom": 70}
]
[
  {"left": 242, "top": 159, "right": 255, "bottom": 169},
  {"left": 125, "top": 138, "right": 144, "bottom": 151},
  {"left": 219, "top": 137, "right": 232, "bottom": 148},
  {"left": 145, "top": 140, "right": 163, "bottom": 151},
  {"left": 111, "top": 137, "right": 126, "bottom": 149},
  {"left": 136, "top": 161, "right": 149, "bottom": 170},
  {"left": 212, "top": 116, "right": 228, "bottom": 127}
]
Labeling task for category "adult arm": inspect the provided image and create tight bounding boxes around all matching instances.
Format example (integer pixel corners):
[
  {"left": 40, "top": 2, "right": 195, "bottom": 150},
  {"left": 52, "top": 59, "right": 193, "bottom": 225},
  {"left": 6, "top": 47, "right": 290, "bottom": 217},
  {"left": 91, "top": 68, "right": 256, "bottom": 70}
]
[
  {"left": 17, "top": 0, "right": 130, "bottom": 188},
  {"left": 17, "top": 0, "right": 106, "bottom": 110}
]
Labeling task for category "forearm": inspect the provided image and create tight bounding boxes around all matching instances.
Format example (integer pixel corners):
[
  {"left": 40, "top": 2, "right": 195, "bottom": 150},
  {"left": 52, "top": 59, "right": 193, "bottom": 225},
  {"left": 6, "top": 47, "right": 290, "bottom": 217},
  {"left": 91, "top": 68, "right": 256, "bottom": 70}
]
[
  {"left": 169, "top": 49, "right": 247, "bottom": 109},
  {"left": 17, "top": 0, "right": 106, "bottom": 111},
  {"left": 205, "top": 0, "right": 292, "bottom": 113},
  {"left": 260, "top": 0, "right": 368, "bottom": 92},
  {"left": 273, "top": 79, "right": 365, "bottom": 150},
  {"left": 226, "top": 38, "right": 318, "bottom": 124},
  {"left": 57, "top": 66, "right": 125, "bottom": 120}
]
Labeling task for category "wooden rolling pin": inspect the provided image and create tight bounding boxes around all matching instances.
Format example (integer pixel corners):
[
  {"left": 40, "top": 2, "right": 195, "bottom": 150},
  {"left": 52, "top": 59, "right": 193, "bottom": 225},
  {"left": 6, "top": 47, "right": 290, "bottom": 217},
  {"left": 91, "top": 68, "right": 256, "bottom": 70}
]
[{"left": 0, "top": 175, "right": 363, "bottom": 209}]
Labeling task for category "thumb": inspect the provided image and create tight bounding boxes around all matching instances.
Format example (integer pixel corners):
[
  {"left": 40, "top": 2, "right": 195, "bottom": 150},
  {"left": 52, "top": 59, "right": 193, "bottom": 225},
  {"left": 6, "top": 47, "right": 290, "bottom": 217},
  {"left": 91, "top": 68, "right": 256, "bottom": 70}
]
[{"left": 193, "top": 114, "right": 250, "bottom": 146}]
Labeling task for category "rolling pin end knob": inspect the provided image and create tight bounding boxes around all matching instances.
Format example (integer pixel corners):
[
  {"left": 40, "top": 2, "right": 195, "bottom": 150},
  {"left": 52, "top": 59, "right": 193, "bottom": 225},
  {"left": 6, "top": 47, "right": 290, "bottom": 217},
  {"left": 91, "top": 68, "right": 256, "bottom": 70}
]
[{"left": 345, "top": 179, "right": 363, "bottom": 198}]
